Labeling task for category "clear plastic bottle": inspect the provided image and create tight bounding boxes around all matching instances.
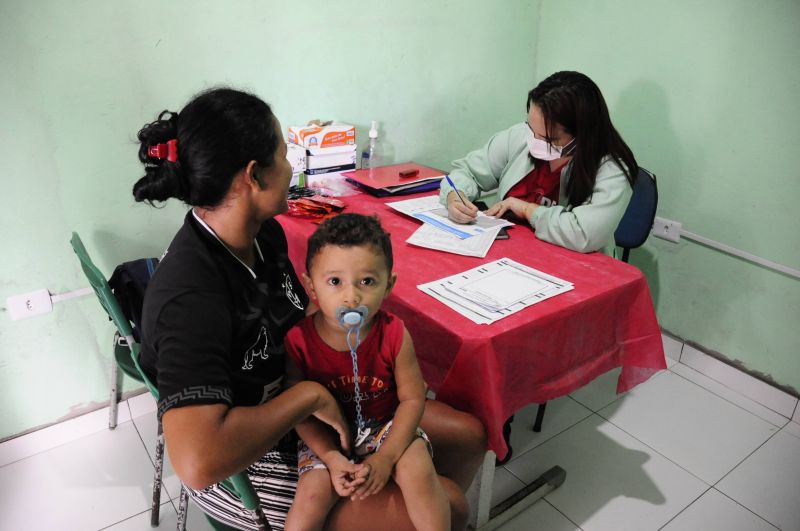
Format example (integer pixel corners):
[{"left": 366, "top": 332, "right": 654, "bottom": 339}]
[{"left": 360, "top": 120, "right": 384, "bottom": 169}]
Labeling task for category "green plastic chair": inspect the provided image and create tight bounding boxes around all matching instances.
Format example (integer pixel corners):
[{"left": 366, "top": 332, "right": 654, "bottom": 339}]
[{"left": 70, "top": 232, "right": 270, "bottom": 531}]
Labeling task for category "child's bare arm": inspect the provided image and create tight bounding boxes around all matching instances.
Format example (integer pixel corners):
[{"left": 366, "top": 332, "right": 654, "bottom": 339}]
[
  {"left": 353, "top": 328, "right": 426, "bottom": 498},
  {"left": 287, "top": 354, "right": 351, "bottom": 454},
  {"left": 375, "top": 328, "right": 426, "bottom": 461}
]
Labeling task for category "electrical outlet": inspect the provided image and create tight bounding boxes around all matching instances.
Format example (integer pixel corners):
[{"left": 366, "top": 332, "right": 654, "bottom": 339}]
[
  {"left": 6, "top": 289, "right": 53, "bottom": 321},
  {"left": 652, "top": 216, "right": 682, "bottom": 243}
]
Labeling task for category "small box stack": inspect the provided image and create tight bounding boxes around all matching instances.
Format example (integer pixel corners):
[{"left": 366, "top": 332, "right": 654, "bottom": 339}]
[
  {"left": 287, "top": 123, "right": 357, "bottom": 181},
  {"left": 285, "top": 142, "right": 306, "bottom": 187}
]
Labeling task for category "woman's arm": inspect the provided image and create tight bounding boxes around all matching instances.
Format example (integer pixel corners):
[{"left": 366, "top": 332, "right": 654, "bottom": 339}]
[
  {"left": 529, "top": 160, "right": 633, "bottom": 253},
  {"left": 353, "top": 328, "right": 426, "bottom": 498},
  {"left": 440, "top": 126, "right": 518, "bottom": 205},
  {"left": 285, "top": 356, "right": 351, "bottom": 469},
  {"left": 163, "top": 380, "right": 348, "bottom": 490}
]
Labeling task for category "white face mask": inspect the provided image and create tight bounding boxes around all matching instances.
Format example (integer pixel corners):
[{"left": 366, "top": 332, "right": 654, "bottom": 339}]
[{"left": 526, "top": 130, "right": 575, "bottom": 161}]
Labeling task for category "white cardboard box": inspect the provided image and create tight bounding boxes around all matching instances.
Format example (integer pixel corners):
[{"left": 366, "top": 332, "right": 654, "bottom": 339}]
[{"left": 306, "top": 145, "right": 357, "bottom": 170}]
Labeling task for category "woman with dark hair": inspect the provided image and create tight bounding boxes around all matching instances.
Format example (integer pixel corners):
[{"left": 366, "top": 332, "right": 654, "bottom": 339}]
[
  {"left": 443, "top": 71, "right": 638, "bottom": 255},
  {"left": 134, "top": 87, "right": 483, "bottom": 530}
]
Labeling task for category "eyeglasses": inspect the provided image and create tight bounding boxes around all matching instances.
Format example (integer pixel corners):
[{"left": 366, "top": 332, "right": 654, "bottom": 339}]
[
  {"left": 526, "top": 120, "right": 576, "bottom": 151},
  {"left": 525, "top": 121, "right": 557, "bottom": 144}
]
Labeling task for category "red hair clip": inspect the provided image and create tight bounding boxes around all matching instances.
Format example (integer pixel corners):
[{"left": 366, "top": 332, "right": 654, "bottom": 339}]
[{"left": 147, "top": 139, "right": 178, "bottom": 162}]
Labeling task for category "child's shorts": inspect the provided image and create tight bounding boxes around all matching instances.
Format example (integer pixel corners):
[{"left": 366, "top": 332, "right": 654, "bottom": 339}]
[{"left": 298, "top": 418, "right": 433, "bottom": 476}]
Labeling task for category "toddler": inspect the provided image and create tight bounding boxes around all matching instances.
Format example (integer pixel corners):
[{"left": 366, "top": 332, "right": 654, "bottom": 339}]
[{"left": 284, "top": 213, "right": 450, "bottom": 531}]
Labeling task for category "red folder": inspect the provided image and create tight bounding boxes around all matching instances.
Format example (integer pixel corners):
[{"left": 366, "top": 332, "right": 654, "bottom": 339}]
[{"left": 343, "top": 163, "right": 445, "bottom": 196}]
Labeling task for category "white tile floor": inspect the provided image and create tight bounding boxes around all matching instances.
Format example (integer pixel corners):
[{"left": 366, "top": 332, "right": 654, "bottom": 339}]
[{"left": 1, "top": 335, "right": 798, "bottom": 531}]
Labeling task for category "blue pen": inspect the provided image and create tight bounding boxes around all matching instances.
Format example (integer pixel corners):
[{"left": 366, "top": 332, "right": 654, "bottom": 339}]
[{"left": 444, "top": 175, "right": 469, "bottom": 207}]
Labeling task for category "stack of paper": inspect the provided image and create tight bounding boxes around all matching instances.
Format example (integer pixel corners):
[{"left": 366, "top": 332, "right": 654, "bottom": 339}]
[
  {"left": 418, "top": 258, "right": 573, "bottom": 324},
  {"left": 406, "top": 224, "right": 499, "bottom": 258},
  {"left": 343, "top": 163, "right": 444, "bottom": 196},
  {"left": 387, "top": 195, "right": 514, "bottom": 257}
]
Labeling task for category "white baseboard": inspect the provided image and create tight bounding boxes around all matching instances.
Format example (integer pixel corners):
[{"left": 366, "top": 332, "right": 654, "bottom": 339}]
[
  {"left": 664, "top": 332, "right": 798, "bottom": 423},
  {"left": 661, "top": 333, "right": 683, "bottom": 362},
  {"left": 0, "top": 390, "right": 154, "bottom": 468}
]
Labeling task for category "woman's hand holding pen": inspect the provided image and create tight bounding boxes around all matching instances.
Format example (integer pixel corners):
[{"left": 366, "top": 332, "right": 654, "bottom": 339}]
[{"left": 446, "top": 191, "right": 478, "bottom": 224}]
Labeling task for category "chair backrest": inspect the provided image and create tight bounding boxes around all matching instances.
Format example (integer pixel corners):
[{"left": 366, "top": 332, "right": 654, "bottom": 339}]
[
  {"left": 69, "top": 232, "right": 263, "bottom": 515},
  {"left": 614, "top": 167, "right": 658, "bottom": 262},
  {"left": 70, "top": 232, "right": 159, "bottom": 397},
  {"left": 109, "top": 258, "right": 159, "bottom": 343}
]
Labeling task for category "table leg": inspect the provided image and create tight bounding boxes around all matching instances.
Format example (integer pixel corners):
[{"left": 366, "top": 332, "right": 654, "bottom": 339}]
[
  {"left": 477, "top": 465, "right": 567, "bottom": 531},
  {"left": 466, "top": 451, "right": 497, "bottom": 528}
]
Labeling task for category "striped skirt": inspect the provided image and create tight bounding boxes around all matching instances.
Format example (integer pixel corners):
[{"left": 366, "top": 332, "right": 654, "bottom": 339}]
[{"left": 187, "top": 449, "right": 298, "bottom": 530}]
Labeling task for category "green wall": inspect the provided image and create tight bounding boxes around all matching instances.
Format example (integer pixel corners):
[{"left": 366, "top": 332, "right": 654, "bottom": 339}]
[
  {"left": 0, "top": 1, "right": 537, "bottom": 440},
  {"left": 534, "top": 0, "right": 800, "bottom": 392},
  {"left": 3, "top": 0, "right": 798, "bottom": 442}
]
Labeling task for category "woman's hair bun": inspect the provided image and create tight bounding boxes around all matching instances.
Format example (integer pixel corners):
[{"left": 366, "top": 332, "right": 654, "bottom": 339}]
[
  {"left": 133, "top": 111, "right": 188, "bottom": 204},
  {"left": 133, "top": 88, "right": 279, "bottom": 208}
]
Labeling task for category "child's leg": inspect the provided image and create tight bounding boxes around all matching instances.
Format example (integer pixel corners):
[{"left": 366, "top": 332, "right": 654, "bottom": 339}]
[
  {"left": 392, "top": 438, "right": 451, "bottom": 531},
  {"left": 285, "top": 469, "right": 338, "bottom": 531}
]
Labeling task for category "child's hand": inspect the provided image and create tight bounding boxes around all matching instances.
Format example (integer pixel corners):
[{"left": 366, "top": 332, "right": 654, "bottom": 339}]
[
  {"left": 351, "top": 454, "right": 393, "bottom": 500},
  {"left": 325, "top": 453, "right": 365, "bottom": 497}
]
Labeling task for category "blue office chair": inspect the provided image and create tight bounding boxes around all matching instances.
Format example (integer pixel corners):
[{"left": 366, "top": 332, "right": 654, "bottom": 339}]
[
  {"left": 532, "top": 167, "right": 658, "bottom": 416},
  {"left": 614, "top": 167, "right": 658, "bottom": 263},
  {"left": 497, "top": 167, "right": 660, "bottom": 466}
]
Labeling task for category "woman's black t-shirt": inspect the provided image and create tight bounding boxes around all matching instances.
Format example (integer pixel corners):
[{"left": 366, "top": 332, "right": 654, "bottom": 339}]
[{"left": 139, "top": 210, "right": 308, "bottom": 419}]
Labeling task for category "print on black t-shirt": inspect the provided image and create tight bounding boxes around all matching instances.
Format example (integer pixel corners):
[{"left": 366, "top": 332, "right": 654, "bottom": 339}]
[{"left": 140, "top": 212, "right": 309, "bottom": 417}]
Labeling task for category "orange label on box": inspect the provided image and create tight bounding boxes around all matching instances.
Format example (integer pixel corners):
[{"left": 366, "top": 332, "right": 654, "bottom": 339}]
[{"left": 288, "top": 124, "right": 356, "bottom": 149}]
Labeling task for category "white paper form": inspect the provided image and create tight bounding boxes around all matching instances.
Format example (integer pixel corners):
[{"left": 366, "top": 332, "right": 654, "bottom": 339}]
[
  {"left": 454, "top": 268, "right": 550, "bottom": 311},
  {"left": 386, "top": 194, "right": 442, "bottom": 214},
  {"left": 418, "top": 258, "right": 573, "bottom": 324},
  {"left": 406, "top": 223, "right": 501, "bottom": 258},
  {"left": 387, "top": 196, "right": 513, "bottom": 239}
]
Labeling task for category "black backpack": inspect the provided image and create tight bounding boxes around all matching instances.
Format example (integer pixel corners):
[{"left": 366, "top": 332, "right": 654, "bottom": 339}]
[{"left": 108, "top": 257, "right": 159, "bottom": 343}]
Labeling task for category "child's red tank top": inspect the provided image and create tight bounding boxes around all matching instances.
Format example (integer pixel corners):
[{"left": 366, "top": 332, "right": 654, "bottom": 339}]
[{"left": 285, "top": 310, "right": 404, "bottom": 425}]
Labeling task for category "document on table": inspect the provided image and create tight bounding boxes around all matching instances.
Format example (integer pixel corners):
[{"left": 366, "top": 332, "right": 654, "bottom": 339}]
[
  {"left": 418, "top": 258, "right": 573, "bottom": 324},
  {"left": 406, "top": 223, "right": 500, "bottom": 258},
  {"left": 387, "top": 195, "right": 513, "bottom": 239}
]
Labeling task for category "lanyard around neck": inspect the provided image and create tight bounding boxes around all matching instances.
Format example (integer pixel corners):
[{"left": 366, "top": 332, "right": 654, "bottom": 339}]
[{"left": 191, "top": 209, "right": 263, "bottom": 279}]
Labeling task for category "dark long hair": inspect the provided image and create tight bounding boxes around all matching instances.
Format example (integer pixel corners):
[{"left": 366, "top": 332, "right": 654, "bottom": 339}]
[
  {"left": 133, "top": 87, "right": 280, "bottom": 207},
  {"left": 528, "top": 71, "right": 637, "bottom": 206}
]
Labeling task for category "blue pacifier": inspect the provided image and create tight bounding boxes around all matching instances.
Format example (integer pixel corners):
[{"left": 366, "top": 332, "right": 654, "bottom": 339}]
[{"left": 336, "top": 305, "right": 369, "bottom": 329}]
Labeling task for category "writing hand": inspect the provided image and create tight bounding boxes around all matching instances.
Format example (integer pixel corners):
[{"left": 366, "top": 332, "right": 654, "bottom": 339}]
[{"left": 446, "top": 191, "right": 478, "bottom": 224}]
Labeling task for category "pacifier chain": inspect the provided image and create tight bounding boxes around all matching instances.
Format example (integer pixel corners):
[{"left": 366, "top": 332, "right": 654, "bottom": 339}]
[{"left": 336, "top": 305, "right": 371, "bottom": 448}]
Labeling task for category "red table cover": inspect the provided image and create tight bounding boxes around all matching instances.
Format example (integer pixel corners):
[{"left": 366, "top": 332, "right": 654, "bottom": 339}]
[{"left": 278, "top": 191, "right": 666, "bottom": 459}]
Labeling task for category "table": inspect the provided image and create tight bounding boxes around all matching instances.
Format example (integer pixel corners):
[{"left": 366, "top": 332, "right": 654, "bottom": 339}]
[{"left": 278, "top": 191, "right": 666, "bottom": 460}]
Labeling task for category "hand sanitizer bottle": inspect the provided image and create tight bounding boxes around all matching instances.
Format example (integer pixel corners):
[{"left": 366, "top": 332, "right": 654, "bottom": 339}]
[{"left": 360, "top": 121, "right": 384, "bottom": 169}]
